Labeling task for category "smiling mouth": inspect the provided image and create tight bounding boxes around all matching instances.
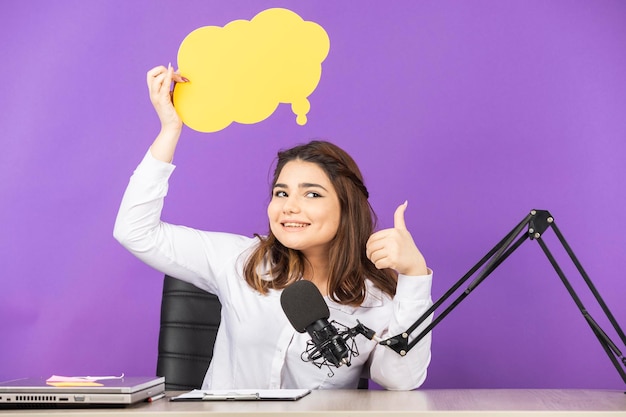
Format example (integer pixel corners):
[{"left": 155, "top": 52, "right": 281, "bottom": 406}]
[{"left": 282, "top": 222, "right": 310, "bottom": 228}]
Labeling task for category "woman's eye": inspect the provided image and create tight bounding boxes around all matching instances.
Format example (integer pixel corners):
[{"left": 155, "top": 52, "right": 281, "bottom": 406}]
[
  {"left": 305, "top": 192, "right": 321, "bottom": 198},
  {"left": 274, "top": 190, "right": 287, "bottom": 198}
]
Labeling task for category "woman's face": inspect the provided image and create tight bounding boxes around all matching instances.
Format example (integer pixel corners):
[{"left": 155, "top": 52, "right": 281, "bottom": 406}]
[{"left": 268, "top": 160, "right": 341, "bottom": 259}]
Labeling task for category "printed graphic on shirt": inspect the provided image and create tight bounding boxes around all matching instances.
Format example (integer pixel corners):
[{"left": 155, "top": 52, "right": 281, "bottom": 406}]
[{"left": 173, "top": 8, "right": 331, "bottom": 133}]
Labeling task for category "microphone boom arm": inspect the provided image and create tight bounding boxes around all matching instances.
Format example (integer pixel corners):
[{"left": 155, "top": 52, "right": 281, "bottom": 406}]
[{"left": 379, "top": 209, "right": 626, "bottom": 385}]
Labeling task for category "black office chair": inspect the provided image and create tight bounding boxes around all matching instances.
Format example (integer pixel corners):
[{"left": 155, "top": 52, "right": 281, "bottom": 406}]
[
  {"left": 156, "top": 275, "right": 221, "bottom": 391},
  {"left": 156, "top": 275, "right": 369, "bottom": 390}
]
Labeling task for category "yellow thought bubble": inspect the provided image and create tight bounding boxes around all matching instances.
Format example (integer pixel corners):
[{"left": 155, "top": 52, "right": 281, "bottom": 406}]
[{"left": 172, "top": 8, "right": 330, "bottom": 133}]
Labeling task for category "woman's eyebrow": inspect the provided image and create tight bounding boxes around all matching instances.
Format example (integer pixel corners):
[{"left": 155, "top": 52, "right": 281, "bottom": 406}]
[
  {"left": 273, "top": 182, "right": 329, "bottom": 191},
  {"left": 300, "top": 182, "right": 328, "bottom": 191}
]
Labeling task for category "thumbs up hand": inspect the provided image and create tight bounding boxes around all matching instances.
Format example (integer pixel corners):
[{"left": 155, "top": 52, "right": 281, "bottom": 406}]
[{"left": 366, "top": 201, "right": 428, "bottom": 276}]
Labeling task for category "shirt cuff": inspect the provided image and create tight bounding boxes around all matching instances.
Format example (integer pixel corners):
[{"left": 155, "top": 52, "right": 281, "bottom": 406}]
[
  {"left": 133, "top": 149, "right": 176, "bottom": 180},
  {"left": 395, "top": 269, "right": 433, "bottom": 302}
]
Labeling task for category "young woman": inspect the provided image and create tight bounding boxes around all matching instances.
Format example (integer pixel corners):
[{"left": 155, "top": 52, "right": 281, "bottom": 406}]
[{"left": 114, "top": 65, "right": 433, "bottom": 390}]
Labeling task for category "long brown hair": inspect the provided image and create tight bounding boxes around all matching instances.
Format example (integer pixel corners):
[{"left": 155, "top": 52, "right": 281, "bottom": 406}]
[{"left": 243, "top": 140, "right": 397, "bottom": 306}]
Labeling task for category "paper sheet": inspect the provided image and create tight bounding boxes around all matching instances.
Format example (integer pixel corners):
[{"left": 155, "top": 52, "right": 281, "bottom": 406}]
[
  {"left": 171, "top": 388, "right": 312, "bottom": 401},
  {"left": 46, "top": 374, "right": 125, "bottom": 387}
]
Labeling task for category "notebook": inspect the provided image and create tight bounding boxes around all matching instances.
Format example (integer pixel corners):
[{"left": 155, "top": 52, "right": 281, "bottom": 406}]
[{"left": 0, "top": 376, "right": 165, "bottom": 408}]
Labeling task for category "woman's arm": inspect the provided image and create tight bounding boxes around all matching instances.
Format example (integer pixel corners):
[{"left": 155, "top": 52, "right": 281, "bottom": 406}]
[
  {"left": 113, "top": 65, "right": 250, "bottom": 294},
  {"left": 366, "top": 201, "right": 433, "bottom": 389}
]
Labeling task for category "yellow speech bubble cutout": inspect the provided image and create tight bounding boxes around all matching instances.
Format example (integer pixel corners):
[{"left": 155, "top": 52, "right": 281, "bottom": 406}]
[{"left": 173, "top": 8, "right": 330, "bottom": 133}]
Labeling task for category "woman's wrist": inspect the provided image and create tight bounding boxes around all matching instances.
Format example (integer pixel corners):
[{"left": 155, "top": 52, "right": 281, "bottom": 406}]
[
  {"left": 150, "top": 127, "right": 181, "bottom": 163},
  {"left": 402, "top": 265, "right": 429, "bottom": 277}
]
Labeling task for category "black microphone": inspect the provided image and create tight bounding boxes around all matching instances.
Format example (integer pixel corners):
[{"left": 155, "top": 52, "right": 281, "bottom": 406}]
[{"left": 280, "top": 280, "right": 352, "bottom": 368}]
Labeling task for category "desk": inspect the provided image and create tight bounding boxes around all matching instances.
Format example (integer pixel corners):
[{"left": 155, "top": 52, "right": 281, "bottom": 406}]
[{"left": 2, "top": 389, "right": 626, "bottom": 416}]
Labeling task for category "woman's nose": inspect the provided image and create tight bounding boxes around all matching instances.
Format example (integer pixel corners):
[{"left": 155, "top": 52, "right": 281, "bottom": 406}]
[{"left": 282, "top": 197, "right": 300, "bottom": 214}]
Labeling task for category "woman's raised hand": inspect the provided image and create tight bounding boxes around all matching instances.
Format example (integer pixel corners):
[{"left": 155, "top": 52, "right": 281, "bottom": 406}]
[
  {"left": 146, "top": 65, "right": 189, "bottom": 163},
  {"left": 366, "top": 201, "right": 428, "bottom": 277},
  {"left": 146, "top": 64, "right": 188, "bottom": 132}
]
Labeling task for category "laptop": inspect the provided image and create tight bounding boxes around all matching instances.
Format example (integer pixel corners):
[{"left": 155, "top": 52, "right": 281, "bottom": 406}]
[{"left": 0, "top": 376, "right": 164, "bottom": 408}]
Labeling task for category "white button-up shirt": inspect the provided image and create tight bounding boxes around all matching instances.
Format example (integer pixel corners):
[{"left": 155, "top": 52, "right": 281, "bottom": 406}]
[{"left": 114, "top": 151, "right": 433, "bottom": 390}]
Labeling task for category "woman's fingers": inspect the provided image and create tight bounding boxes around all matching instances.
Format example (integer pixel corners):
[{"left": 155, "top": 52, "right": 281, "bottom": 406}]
[{"left": 147, "top": 65, "right": 188, "bottom": 102}]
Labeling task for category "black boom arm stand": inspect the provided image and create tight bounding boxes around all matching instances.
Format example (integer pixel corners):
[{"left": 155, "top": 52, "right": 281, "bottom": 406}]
[{"left": 379, "top": 209, "right": 626, "bottom": 386}]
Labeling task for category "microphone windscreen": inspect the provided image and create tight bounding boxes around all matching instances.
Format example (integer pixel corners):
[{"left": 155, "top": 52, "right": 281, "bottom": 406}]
[{"left": 280, "top": 280, "right": 330, "bottom": 333}]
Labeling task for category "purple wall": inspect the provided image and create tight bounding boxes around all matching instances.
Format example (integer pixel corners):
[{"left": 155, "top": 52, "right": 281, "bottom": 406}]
[{"left": 2, "top": 1, "right": 625, "bottom": 389}]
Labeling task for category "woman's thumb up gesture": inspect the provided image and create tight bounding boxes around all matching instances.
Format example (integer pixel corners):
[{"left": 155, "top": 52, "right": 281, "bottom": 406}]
[{"left": 366, "top": 201, "right": 428, "bottom": 276}]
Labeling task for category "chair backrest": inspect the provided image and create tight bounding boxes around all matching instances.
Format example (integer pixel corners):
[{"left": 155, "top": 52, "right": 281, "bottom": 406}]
[
  {"left": 156, "top": 275, "right": 368, "bottom": 390},
  {"left": 156, "top": 275, "right": 221, "bottom": 391}
]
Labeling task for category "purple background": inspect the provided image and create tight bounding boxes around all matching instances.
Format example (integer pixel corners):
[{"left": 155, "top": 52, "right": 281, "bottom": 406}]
[{"left": 1, "top": 1, "right": 625, "bottom": 389}]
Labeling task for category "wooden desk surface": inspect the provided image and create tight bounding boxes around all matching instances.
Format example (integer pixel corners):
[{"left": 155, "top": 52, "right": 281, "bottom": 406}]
[{"left": 2, "top": 389, "right": 625, "bottom": 416}]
